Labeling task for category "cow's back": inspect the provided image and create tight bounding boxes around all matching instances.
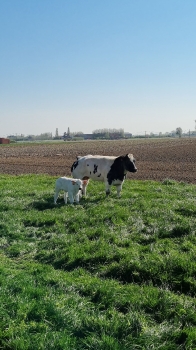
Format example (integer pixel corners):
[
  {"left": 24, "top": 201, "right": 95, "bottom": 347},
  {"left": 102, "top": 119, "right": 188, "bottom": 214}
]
[{"left": 71, "top": 155, "right": 116, "bottom": 182}]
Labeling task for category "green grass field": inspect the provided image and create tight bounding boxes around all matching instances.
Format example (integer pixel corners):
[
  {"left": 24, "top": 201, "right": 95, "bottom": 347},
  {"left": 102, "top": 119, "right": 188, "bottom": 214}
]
[{"left": 0, "top": 174, "right": 196, "bottom": 349}]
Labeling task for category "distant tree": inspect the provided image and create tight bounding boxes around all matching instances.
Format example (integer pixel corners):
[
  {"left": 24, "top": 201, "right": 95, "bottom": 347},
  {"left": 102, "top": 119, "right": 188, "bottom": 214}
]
[{"left": 176, "top": 127, "right": 182, "bottom": 138}]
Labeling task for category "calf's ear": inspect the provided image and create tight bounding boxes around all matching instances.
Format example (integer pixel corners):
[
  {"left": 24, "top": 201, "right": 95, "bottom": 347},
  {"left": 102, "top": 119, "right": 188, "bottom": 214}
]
[{"left": 71, "top": 181, "right": 76, "bottom": 185}]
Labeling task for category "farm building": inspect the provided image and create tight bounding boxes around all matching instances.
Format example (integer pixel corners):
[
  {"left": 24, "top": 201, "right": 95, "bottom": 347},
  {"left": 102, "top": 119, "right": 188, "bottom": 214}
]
[{"left": 0, "top": 138, "right": 10, "bottom": 144}]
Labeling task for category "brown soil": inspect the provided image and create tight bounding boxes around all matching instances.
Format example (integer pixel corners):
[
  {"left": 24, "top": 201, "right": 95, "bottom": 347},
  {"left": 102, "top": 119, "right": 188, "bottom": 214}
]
[{"left": 0, "top": 138, "right": 196, "bottom": 183}]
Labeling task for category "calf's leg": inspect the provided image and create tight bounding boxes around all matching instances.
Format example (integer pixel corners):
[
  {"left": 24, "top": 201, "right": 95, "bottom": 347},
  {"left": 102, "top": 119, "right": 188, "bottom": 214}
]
[
  {"left": 54, "top": 189, "right": 60, "bottom": 204},
  {"left": 74, "top": 192, "right": 80, "bottom": 204},
  {"left": 68, "top": 191, "right": 74, "bottom": 204},
  {"left": 64, "top": 191, "right": 68, "bottom": 204}
]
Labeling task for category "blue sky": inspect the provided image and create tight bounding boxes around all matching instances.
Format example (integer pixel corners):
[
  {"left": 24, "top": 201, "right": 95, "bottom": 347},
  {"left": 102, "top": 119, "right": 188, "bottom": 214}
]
[{"left": 1, "top": 0, "right": 196, "bottom": 137}]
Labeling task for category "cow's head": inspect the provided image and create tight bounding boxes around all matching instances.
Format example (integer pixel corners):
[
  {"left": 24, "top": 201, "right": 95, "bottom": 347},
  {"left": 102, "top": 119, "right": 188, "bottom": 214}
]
[{"left": 123, "top": 154, "right": 137, "bottom": 173}]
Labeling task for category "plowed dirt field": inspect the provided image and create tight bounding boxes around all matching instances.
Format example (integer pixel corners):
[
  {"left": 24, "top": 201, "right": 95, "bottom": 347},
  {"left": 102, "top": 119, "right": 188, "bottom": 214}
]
[{"left": 0, "top": 138, "right": 196, "bottom": 183}]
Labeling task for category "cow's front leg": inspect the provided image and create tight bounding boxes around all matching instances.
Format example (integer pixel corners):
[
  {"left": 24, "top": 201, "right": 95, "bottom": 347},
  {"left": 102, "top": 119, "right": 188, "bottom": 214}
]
[
  {"left": 116, "top": 184, "right": 122, "bottom": 198},
  {"left": 105, "top": 182, "right": 111, "bottom": 196}
]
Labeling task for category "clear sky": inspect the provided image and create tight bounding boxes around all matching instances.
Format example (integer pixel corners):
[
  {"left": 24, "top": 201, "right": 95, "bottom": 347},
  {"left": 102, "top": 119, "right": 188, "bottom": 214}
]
[{"left": 1, "top": 0, "right": 196, "bottom": 137}]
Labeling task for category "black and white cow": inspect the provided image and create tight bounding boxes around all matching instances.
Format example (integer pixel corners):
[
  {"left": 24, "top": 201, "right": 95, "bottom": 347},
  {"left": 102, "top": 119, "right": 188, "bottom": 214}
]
[{"left": 71, "top": 154, "right": 137, "bottom": 197}]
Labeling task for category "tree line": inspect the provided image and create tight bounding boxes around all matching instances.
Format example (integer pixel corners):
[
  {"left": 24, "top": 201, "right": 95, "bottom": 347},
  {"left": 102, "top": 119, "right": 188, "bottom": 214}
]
[{"left": 92, "top": 128, "right": 125, "bottom": 139}]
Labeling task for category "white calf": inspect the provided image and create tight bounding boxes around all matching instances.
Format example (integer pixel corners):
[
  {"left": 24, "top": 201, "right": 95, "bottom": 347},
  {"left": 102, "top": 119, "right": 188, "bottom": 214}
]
[{"left": 54, "top": 177, "right": 84, "bottom": 204}]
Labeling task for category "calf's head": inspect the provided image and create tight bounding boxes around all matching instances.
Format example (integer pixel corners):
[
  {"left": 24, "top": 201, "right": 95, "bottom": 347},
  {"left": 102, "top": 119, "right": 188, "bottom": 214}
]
[
  {"left": 72, "top": 179, "right": 88, "bottom": 192},
  {"left": 72, "top": 179, "right": 83, "bottom": 191}
]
